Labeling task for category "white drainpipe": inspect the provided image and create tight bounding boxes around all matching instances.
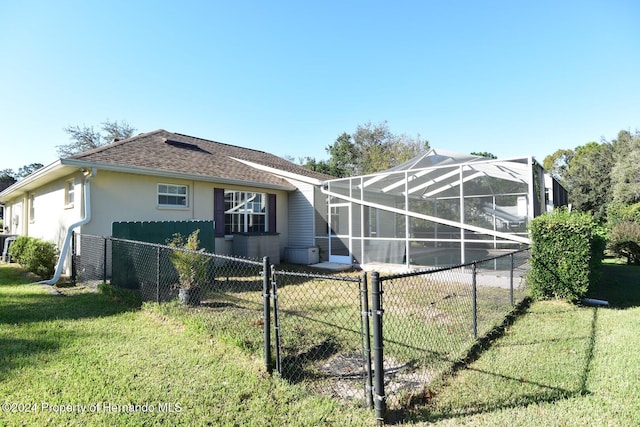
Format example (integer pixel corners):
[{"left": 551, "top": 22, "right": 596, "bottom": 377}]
[{"left": 40, "top": 167, "right": 96, "bottom": 285}]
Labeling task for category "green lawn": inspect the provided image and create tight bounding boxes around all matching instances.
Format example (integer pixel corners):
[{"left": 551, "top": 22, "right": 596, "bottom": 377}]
[
  {"left": 403, "top": 260, "right": 640, "bottom": 425},
  {"left": 0, "top": 265, "right": 370, "bottom": 426},
  {"left": 2, "top": 260, "right": 639, "bottom": 426}
]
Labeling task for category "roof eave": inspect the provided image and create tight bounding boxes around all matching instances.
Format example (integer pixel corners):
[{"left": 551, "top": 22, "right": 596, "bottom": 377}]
[{"left": 0, "top": 160, "right": 74, "bottom": 201}]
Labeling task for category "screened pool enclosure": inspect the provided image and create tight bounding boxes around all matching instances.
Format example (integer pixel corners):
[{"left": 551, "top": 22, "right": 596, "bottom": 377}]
[{"left": 321, "top": 149, "right": 567, "bottom": 268}]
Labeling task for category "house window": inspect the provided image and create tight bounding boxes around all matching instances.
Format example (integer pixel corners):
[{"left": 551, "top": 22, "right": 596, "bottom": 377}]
[
  {"left": 65, "top": 180, "right": 75, "bottom": 207},
  {"left": 29, "top": 194, "right": 35, "bottom": 222},
  {"left": 158, "top": 184, "right": 188, "bottom": 207},
  {"left": 224, "top": 191, "right": 266, "bottom": 234}
]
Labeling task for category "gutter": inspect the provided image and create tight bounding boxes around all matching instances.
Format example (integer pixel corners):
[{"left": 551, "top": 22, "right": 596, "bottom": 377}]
[{"left": 40, "top": 167, "right": 96, "bottom": 285}]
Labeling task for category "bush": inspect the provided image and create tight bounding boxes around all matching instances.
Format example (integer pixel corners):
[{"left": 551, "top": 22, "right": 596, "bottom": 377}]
[
  {"left": 167, "top": 230, "right": 210, "bottom": 290},
  {"left": 8, "top": 236, "right": 58, "bottom": 278},
  {"left": 608, "top": 220, "right": 640, "bottom": 264},
  {"left": 23, "top": 239, "right": 58, "bottom": 278},
  {"left": 8, "top": 235, "right": 31, "bottom": 264},
  {"left": 527, "top": 208, "right": 606, "bottom": 302}
]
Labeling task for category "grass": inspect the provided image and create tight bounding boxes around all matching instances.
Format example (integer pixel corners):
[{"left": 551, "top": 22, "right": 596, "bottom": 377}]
[
  {"left": 3, "top": 257, "right": 639, "bottom": 425},
  {"left": 400, "top": 259, "right": 640, "bottom": 425},
  {"left": 144, "top": 264, "right": 528, "bottom": 408},
  {"left": 0, "top": 264, "right": 371, "bottom": 426}
]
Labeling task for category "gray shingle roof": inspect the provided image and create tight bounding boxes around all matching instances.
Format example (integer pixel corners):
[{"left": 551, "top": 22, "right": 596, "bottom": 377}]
[{"left": 68, "top": 129, "right": 332, "bottom": 189}]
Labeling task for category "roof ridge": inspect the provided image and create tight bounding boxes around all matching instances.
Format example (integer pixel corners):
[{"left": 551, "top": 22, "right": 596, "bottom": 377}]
[{"left": 68, "top": 129, "right": 168, "bottom": 159}]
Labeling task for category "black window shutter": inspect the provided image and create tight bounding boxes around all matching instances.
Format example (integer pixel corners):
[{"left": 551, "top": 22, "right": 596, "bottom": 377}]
[
  {"left": 214, "top": 188, "right": 225, "bottom": 237},
  {"left": 268, "top": 193, "right": 276, "bottom": 233}
]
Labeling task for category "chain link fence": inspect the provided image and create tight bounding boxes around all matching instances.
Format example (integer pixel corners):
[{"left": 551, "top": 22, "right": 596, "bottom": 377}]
[
  {"left": 72, "top": 233, "right": 530, "bottom": 420},
  {"left": 73, "top": 233, "right": 111, "bottom": 287},
  {"left": 373, "top": 248, "right": 530, "bottom": 412},
  {"left": 72, "top": 233, "right": 372, "bottom": 405},
  {"left": 271, "top": 269, "right": 372, "bottom": 406}
]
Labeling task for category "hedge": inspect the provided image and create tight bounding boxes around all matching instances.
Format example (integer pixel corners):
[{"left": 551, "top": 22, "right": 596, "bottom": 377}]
[
  {"left": 8, "top": 235, "right": 59, "bottom": 279},
  {"left": 527, "top": 208, "right": 606, "bottom": 302}
]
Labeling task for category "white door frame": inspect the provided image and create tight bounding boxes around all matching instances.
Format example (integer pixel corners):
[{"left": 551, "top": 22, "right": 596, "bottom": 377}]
[{"left": 328, "top": 202, "right": 351, "bottom": 264}]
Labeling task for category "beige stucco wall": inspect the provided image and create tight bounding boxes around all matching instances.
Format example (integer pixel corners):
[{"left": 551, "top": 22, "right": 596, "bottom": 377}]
[
  {"left": 4, "top": 168, "right": 291, "bottom": 274},
  {"left": 30, "top": 173, "right": 84, "bottom": 246},
  {"left": 2, "top": 170, "right": 84, "bottom": 276},
  {"left": 5, "top": 171, "right": 84, "bottom": 247},
  {"left": 81, "top": 170, "right": 290, "bottom": 258}
]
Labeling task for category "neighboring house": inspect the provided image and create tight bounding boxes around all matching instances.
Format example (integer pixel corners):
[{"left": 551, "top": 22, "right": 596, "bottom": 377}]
[{"left": 0, "top": 130, "right": 333, "bottom": 277}]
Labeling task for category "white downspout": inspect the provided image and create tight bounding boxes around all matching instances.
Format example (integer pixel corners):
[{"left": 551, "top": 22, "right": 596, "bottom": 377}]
[{"left": 40, "top": 168, "right": 96, "bottom": 285}]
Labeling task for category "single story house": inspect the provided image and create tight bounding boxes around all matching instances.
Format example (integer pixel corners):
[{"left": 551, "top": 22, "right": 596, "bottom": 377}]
[
  {"left": 0, "top": 130, "right": 333, "bottom": 278},
  {"left": 0, "top": 130, "right": 567, "bottom": 279}
]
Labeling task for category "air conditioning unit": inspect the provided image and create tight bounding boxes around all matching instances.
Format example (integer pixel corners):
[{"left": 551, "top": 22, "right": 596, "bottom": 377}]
[{"left": 285, "top": 247, "right": 319, "bottom": 265}]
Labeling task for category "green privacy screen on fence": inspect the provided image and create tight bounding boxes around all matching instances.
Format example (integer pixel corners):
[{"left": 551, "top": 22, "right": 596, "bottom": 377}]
[
  {"left": 111, "top": 220, "right": 215, "bottom": 290},
  {"left": 112, "top": 220, "right": 215, "bottom": 251}
]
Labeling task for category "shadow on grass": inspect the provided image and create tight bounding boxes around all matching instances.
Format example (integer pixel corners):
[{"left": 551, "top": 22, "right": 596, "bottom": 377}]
[
  {"left": 280, "top": 338, "right": 342, "bottom": 383},
  {"left": 586, "top": 263, "right": 640, "bottom": 309},
  {"left": 390, "top": 299, "right": 600, "bottom": 424},
  {"left": 0, "top": 266, "right": 137, "bottom": 325}
]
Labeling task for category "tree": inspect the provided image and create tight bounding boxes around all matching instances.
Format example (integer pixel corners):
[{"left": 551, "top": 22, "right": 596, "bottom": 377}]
[
  {"left": 352, "top": 121, "right": 428, "bottom": 175},
  {"left": 471, "top": 152, "right": 497, "bottom": 159},
  {"left": 16, "top": 163, "right": 44, "bottom": 179},
  {"left": 563, "top": 141, "right": 614, "bottom": 223},
  {"left": 543, "top": 148, "right": 574, "bottom": 184},
  {"left": 0, "top": 169, "right": 16, "bottom": 183},
  {"left": 609, "top": 131, "right": 640, "bottom": 223},
  {"left": 0, "top": 164, "right": 44, "bottom": 184},
  {"left": 299, "top": 156, "right": 336, "bottom": 176},
  {"left": 610, "top": 130, "right": 640, "bottom": 208},
  {"left": 306, "top": 121, "right": 429, "bottom": 177},
  {"left": 0, "top": 170, "right": 16, "bottom": 193},
  {"left": 57, "top": 120, "right": 136, "bottom": 157}
]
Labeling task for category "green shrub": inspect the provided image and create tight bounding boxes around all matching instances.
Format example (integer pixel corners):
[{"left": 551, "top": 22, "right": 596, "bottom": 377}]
[
  {"left": 8, "top": 235, "right": 58, "bottom": 278},
  {"left": 167, "top": 229, "right": 210, "bottom": 290},
  {"left": 23, "top": 239, "right": 58, "bottom": 278},
  {"left": 527, "top": 208, "right": 606, "bottom": 302},
  {"left": 608, "top": 220, "right": 640, "bottom": 264},
  {"left": 8, "top": 235, "right": 31, "bottom": 264}
]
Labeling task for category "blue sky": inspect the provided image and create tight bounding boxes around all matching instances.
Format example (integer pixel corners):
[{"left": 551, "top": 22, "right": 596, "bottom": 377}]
[{"left": 1, "top": 0, "right": 638, "bottom": 171}]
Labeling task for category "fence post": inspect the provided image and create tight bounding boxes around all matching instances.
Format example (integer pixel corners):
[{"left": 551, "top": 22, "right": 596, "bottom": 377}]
[
  {"left": 371, "top": 272, "right": 386, "bottom": 425},
  {"left": 272, "top": 268, "right": 281, "bottom": 374},
  {"left": 510, "top": 253, "right": 515, "bottom": 306},
  {"left": 472, "top": 262, "right": 478, "bottom": 339},
  {"left": 361, "top": 271, "right": 374, "bottom": 409},
  {"left": 71, "top": 232, "right": 77, "bottom": 283},
  {"left": 156, "top": 246, "right": 161, "bottom": 303},
  {"left": 263, "top": 257, "right": 272, "bottom": 374},
  {"left": 103, "top": 237, "right": 108, "bottom": 283}
]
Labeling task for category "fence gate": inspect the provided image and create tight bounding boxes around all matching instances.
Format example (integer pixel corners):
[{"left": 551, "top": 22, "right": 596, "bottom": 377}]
[{"left": 267, "top": 267, "right": 373, "bottom": 408}]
